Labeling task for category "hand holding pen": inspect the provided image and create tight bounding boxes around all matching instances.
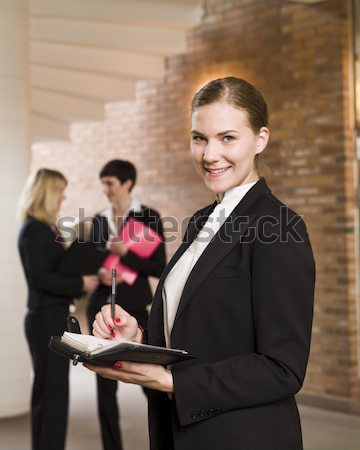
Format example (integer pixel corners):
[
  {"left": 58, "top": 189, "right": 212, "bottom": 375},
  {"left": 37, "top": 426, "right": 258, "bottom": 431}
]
[
  {"left": 92, "top": 269, "right": 141, "bottom": 342},
  {"left": 92, "top": 303, "right": 141, "bottom": 343}
]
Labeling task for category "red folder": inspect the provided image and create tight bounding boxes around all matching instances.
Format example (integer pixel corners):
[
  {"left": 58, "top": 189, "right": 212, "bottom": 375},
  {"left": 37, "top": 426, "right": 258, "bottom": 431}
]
[{"left": 102, "top": 217, "right": 162, "bottom": 285}]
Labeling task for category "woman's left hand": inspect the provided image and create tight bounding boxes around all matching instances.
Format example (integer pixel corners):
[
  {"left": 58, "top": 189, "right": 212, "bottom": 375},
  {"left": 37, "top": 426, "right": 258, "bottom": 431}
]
[{"left": 84, "top": 361, "right": 174, "bottom": 393}]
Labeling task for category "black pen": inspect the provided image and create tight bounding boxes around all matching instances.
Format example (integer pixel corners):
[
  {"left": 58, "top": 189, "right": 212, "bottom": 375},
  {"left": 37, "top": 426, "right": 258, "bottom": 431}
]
[{"left": 111, "top": 268, "right": 116, "bottom": 322}]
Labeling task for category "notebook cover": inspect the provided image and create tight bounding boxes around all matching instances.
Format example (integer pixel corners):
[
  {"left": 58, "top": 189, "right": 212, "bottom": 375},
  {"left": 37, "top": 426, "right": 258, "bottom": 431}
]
[
  {"left": 49, "top": 336, "right": 196, "bottom": 367},
  {"left": 57, "top": 240, "right": 109, "bottom": 276}
]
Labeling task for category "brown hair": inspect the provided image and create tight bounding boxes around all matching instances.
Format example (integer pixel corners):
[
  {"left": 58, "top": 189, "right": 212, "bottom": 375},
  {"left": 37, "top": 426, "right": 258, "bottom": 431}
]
[
  {"left": 191, "top": 77, "right": 269, "bottom": 175},
  {"left": 17, "top": 168, "right": 67, "bottom": 225}
]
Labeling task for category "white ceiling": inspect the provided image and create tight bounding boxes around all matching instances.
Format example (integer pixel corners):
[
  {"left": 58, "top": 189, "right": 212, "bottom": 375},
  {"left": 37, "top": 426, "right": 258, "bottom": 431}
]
[{"left": 29, "top": 0, "right": 204, "bottom": 141}]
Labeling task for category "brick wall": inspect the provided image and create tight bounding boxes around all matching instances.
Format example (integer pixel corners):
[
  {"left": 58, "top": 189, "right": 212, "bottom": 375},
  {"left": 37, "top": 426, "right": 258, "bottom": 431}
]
[{"left": 31, "top": 0, "right": 359, "bottom": 412}]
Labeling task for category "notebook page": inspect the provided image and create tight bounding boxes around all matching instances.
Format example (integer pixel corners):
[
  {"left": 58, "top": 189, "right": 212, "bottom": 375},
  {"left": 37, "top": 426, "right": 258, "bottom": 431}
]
[{"left": 62, "top": 332, "right": 119, "bottom": 352}]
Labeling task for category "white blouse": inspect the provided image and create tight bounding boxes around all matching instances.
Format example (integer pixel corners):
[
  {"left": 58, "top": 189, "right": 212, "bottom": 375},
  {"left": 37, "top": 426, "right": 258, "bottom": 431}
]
[
  {"left": 163, "top": 181, "right": 256, "bottom": 347},
  {"left": 98, "top": 197, "right": 142, "bottom": 236}
]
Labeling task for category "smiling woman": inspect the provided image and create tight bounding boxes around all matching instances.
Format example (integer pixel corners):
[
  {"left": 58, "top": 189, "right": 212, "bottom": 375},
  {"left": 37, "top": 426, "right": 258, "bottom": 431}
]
[
  {"left": 86, "top": 77, "right": 316, "bottom": 450},
  {"left": 190, "top": 102, "right": 269, "bottom": 193}
]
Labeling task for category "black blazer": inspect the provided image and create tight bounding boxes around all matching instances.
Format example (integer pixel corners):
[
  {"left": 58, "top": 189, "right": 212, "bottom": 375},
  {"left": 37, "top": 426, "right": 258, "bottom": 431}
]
[
  {"left": 88, "top": 206, "right": 166, "bottom": 321},
  {"left": 18, "top": 217, "right": 83, "bottom": 310},
  {"left": 147, "top": 179, "right": 315, "bottom": 450}
]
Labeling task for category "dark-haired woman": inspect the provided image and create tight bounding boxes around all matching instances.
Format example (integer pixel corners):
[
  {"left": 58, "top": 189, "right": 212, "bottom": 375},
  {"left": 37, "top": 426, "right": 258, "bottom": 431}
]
[{"left": 86, "top": 77, "right": 315, "bottom": 450}]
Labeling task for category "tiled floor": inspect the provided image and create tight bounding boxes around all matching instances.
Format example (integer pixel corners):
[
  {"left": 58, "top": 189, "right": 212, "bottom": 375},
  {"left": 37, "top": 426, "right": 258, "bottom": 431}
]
[
  {"left": 1, "top": 364, "right": 359, "bottom": 450},
  {"left": 301, "top": 404, "right": 360, "bottom": 450}
]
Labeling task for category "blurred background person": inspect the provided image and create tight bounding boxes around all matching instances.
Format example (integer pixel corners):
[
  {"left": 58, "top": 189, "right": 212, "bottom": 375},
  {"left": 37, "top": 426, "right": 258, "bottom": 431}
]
[
  {"left": 87, "top": 159, "right": 166, "bottom": 450},
  {"left": 17, "top": 168, "right": 99, "bottom": 450}
]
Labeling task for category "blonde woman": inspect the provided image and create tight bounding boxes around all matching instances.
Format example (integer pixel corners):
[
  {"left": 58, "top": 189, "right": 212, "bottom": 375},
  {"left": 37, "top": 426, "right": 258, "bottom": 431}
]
[{"left": 18, "top": 168, "right": 98, "bottom": 450}]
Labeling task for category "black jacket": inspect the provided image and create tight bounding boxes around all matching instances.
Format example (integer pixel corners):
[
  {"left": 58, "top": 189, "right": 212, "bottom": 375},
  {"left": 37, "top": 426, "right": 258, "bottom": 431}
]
[
  {"left": 88, "top": 206, "right": 166, "bottom": 320},
  {"left": 147, "top": 178, "right": 315, "bottom": 450},
  {"left": 18, "top": 217, "right": 83, "bottom": 310}
]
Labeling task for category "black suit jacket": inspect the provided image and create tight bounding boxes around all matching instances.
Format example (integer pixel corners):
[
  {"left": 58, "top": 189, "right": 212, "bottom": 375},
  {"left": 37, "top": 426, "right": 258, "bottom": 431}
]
[
  {"left": 18, "top": 217, "right": 83, "bottom": 310},
  {"left": 147, "top": 179, "right": 315, "bottom": 450},
  {"left": 87, "top": 206, "right": 166, "bottom": 325}
]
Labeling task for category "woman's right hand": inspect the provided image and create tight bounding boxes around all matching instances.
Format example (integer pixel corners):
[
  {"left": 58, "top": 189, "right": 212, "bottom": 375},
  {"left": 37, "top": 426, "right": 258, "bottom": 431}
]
[
  {"left": 82, "top": 275, "right": 99, "bottom": 292},
  {"left": 92, "top": 304, "right": 141, "bottom": 343}
]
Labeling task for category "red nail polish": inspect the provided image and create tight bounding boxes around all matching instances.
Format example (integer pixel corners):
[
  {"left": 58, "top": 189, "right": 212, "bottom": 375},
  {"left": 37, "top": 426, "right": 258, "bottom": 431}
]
[
  {"left": 114, "top": 362, "right": 122, "bottom": 369},
  {"left": 112, "top": 331, "right": 116, "bottom": 338},
  {"left": 115, "top": 317, "right": 121, "bottom": 323},
  {"left": 108, "top": 323, "right": 114, "bottom": 330}
]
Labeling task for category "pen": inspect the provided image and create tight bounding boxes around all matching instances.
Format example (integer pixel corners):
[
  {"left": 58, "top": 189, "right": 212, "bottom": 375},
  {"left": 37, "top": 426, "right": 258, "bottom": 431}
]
[{"left": 111, "top": 268, "right": 116, "bottom": 322}]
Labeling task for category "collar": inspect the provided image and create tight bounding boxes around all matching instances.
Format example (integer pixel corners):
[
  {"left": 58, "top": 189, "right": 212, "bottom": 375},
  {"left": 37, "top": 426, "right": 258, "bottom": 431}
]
[
  {"left": 216, "top": 181, "right": 257, "bottom": 206},
  {"left": 99, "top": 197, "right": 142, "bottom": 234}
]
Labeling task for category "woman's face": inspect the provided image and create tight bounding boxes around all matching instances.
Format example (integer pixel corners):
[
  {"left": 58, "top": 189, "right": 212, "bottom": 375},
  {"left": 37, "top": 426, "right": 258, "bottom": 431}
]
[
  {"left": 56, "top": 182, "right": 66, "bottom": 211},
  {"left": 190, "top": 101, "right": 269, "bottom": 194},
  {"left": 101, "top": 176, "right": 131, "bottom": 205}
]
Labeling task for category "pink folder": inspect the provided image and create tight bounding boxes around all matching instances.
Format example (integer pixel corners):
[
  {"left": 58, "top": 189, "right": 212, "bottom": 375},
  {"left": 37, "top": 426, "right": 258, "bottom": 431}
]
[{"left": 102, "top": 217, "right": 162, "bottom": 285}]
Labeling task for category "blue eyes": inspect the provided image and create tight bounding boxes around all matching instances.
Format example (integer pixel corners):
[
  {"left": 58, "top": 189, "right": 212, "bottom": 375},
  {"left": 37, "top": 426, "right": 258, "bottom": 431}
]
[
  {"left": 192, "top": 135, "right": 205, "bottom": 142},
  {"left": 191, "top": 135, "right": 235, "bottom": 143}
]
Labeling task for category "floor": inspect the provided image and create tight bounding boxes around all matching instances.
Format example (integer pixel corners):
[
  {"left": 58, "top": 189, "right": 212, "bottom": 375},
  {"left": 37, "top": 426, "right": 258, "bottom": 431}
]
[{"left": 1, "top": 364, "right": 360, "bottom": 450}]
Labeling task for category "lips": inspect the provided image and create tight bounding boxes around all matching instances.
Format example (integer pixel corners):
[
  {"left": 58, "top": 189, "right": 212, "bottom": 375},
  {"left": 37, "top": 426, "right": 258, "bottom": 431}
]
[{"left": 205, "top": 167, "right": 230, "bottom": 175}]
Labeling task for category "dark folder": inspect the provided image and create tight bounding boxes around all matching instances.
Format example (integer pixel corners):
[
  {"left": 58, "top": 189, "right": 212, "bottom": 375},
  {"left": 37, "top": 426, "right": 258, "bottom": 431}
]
[
  {"left": 57, "top": 240, "right": 109, "bottom": 276},
  {"left": 49, "top": 336, "right": 196, "bottom": 367}
]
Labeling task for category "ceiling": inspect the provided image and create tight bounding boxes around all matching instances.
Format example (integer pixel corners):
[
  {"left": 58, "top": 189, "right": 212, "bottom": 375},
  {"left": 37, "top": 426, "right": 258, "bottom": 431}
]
[{"left": 29, "top": 0, "right": 204, "bottom": 141}]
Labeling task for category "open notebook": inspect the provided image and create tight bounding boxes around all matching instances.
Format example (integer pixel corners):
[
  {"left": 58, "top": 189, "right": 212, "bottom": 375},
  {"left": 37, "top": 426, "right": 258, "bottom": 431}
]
[{"left": 49, "top": 332, "right": 196, "bottom": 367}]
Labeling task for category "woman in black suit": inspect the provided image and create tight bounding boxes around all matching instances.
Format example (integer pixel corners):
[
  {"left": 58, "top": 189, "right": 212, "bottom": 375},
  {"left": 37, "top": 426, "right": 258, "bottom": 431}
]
[
  {"left": 87, "top": 159, "right": 166, "bottom": 450},
  {"left": 18, "top": 168, "right": 99, "bottom": 450},
  {"left": 86, "top": 77, "right": 315, "bottom": 450}
]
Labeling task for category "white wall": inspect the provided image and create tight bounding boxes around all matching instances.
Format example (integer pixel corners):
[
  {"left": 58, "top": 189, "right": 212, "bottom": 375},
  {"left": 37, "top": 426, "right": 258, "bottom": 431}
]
[{"left": 0, "top": 0, "right": 31, "bottom": 417}]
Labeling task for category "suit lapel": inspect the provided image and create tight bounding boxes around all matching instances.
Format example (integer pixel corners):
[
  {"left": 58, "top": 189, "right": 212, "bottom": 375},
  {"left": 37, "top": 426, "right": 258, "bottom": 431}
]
[
  {"left": 157, "top": 202, "right": 216, "bottom": 288},
  {"left": 148, "top": 202, "right": 216, "bottom": 340},
  {"left": 172, "top": 178, "right": 271, "bottom": 328}
]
